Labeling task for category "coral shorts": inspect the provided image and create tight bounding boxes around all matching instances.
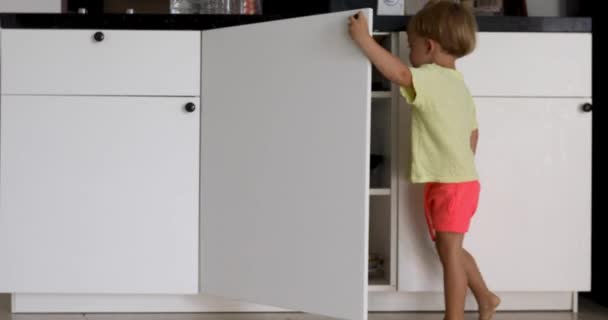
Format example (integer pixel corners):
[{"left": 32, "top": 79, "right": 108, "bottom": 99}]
[{"left": 423, "top": 180, "right": 480, "bottom": 241}]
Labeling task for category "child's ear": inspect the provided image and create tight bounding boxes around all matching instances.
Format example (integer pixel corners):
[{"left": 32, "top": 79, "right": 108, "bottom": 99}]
[{"left": 425, "top": 38, "right": 435, "bottom": 54}]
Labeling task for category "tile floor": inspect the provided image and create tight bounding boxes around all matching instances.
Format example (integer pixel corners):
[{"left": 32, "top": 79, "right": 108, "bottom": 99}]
[{"left": 1, "top": 294, "right": 607, "bottom": 320}]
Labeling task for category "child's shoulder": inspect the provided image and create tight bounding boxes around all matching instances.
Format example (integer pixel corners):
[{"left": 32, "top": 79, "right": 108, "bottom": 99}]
[
  {"left": 414, "top": 63, "right": 463, "bottom": 81},
  {"left": 415, "top": 63, "right": 457, "bottom": 74},
  {"left": 415, "top": 63, "right": 439, "bottom": 71}
]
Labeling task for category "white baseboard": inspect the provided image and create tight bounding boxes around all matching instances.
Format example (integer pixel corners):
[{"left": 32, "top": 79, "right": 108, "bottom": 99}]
[
  {"left": 368, "top": 292, "right": 574, "bottom": 311},
  {"left": 11, "top": 292, "right": 574, "bottom": 313}
]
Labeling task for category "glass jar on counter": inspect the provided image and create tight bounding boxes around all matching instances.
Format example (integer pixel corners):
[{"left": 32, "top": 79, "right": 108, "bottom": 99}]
[
  {"left": 199, "top": 0, "right": 228, "bottom": 14},
  {"left": 170, "top": 0, "right": 261, "bottom": 14},
  {"left": 240, "top": 0, "right": 261, "bottom": 14},
  {"left": 199, "top": 0, "right": 261, "bottom": 14},
  {"left": 170, "top": 0, "right": 201, "bottom": 14}
]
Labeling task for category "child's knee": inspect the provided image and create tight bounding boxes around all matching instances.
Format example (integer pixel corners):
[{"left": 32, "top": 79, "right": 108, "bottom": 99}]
[{"left": 435, "top": 232, "right": 464, "bottom": 259}]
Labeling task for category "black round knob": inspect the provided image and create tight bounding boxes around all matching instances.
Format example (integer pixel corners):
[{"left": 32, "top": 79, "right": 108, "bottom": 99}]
[
  {"left": 93, "top": 32, "right": 104, "bottom": 42},
  {"left": 185, "top": 102, "right": 196, "bottom": 112},
  {"left": 581, "top": 103, "right": 592, "bottom": 112}
]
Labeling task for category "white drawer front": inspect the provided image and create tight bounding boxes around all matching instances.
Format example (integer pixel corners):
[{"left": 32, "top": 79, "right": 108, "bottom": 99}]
[
  {"left": 1, "top": 29, "right": 200, "bottom": 96},
  {"left": 458, "top": 32, "right": 591, "bottom": 97}
]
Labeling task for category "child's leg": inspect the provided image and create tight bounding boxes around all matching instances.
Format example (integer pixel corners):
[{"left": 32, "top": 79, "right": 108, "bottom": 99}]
[
  {"left": 435, "top": 231, "right": 467, "bottom": 320},
  {"left": 462, "top": 249, "right": 501, "bottom": 320}
]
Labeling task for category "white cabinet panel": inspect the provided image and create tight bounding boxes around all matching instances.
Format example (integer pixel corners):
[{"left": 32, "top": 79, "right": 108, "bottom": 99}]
[
  {"left": 458, "top": 33, "right": 591, "bottom": 97},
  {"left": 0, "top": 95, "right": 200, "bottom": 294},
  {"left": 1, "top": 29, "right": 200, "bottom": 96},
  {"left": 398, "top": 97, "right": 591, "bottom": 292},
  {"left": 469, "top": 97, "right": 591, "bottom": 291},
  {"left": 201, "top": 9, "right": 372, "bottom": 320}
]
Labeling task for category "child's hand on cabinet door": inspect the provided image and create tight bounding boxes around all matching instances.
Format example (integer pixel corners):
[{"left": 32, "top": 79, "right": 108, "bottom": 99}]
[{"left": 348, "top": 11, "right": 370, "bottom": 44}]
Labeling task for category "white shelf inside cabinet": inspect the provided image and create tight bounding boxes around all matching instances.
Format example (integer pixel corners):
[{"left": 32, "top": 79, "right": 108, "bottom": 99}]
[
  {"left": 372, "top": 91, "right": 392, "bottom": 99},
  {"left": 370, "top": 188, "right": 391, "bottom": 196},
  {"left": 368, "top": 276, "right": 395, "bottom": 292},
  {"left": 368, "top": 31, "right": 398, "bottom": 294},
  {"left": 368, "top": 284, "right": 396, "bottom": 292}
]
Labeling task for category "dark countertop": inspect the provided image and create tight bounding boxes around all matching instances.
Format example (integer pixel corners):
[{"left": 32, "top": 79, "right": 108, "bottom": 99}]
[{"left": 0, "top": 13, "right": 591, "bottom": 33}]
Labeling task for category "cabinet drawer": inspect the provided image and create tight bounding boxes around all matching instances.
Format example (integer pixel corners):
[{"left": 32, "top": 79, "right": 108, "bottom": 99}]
[
  {"left": 1, "top": 29, "right": 200, "bottom": 96},
  {"left": 458, "top": 33, "right": 591, "bottom": 97}
]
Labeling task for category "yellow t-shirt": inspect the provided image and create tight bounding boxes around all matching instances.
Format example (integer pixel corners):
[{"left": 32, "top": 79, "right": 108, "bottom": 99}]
[{"left": 400, "top": 63, "right": 478, "bottom": 183}]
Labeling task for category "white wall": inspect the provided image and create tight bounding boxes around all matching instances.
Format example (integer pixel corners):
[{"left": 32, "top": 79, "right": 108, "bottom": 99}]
[
  {"left": 526, "top": 0, "right": 567, "bottom": 16},
  {"left": 0, "top": 0, "right": 62, "bottom": 13}
]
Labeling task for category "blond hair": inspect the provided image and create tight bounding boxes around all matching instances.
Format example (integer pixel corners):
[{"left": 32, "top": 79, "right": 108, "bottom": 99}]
[{"left": 407, "top": 0, "right": 478, "bottom": 58}]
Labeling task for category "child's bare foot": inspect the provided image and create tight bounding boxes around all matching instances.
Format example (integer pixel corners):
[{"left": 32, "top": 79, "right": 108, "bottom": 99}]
[{"left": 478, "top": 292, "right": 500, "bottom": 320}]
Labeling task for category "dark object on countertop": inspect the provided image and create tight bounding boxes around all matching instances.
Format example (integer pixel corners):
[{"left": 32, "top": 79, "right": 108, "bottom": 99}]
[
  {"left": 67, "top": 0, "right": 104, "bottom": 14},
  {"left": 503, "top": 0, "right": 528, "bottom": 17},
  {"left": 331, "top": 0, "right": 377, "bottom": 12},
  {"left": 0, "top": 13, "right": 591, "bottom": 33},
  {"left": 263, "top": 0, "right": 376, "bottom": 16},
  {"left": 262, "top": 0, "right": 330, "bottom": 15},
  {"left": 371, "top": 154, "right": 383, "bottom": 171}
]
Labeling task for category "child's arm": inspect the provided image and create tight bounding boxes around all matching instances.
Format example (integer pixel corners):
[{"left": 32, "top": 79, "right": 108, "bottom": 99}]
[
  {"left": 348, "top": 12, "right": 412, "bottom": 88},
  {"left": 470, "top": 129, "right": 479, "bottom": 154}
]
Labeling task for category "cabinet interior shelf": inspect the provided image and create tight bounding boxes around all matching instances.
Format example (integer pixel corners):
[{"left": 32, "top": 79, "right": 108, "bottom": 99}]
[
  {"left": 372, "top": 91, "right": 391, "bottom": 99},
  {"left": 370, "top": 188, "right": 391, "bottom": 196},
  {"left": 368, "top": 276, "right": 394, "bottom": 292}
]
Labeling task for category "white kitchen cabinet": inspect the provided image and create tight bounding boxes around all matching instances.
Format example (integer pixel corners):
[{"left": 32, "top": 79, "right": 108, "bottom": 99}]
[
  {"left": 0, "top": 10, "right": 591, "bottom": 318},
  {"left": 0, "top": 95, "right": 200, "bottom": 294},
  {"left": 0, "top": 9, "right": 376, "bottom": 320},
  {"left": 397, "top": 33, "right": 591, "bottom": 294},
  {"left": 8, "top": 24, "right": 403, "bottom": 318}
]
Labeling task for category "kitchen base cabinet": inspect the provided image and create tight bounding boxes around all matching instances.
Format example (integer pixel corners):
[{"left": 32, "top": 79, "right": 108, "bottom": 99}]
[
  {"left": 0, "top": 11, "right": 592, "bottom": 319},
  {"left": 0, "top": 9, "right": 376, "bottom": 320}
]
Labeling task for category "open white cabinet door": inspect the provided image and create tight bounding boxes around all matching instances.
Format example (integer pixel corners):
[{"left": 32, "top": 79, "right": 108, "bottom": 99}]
[{"left": 201, "top": 9, "right": 372, "bottom": 320}]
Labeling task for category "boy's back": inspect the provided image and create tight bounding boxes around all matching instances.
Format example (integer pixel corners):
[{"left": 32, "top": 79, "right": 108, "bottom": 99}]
[{"left": 401, "top": 63, "right": 479, "bottom": 183}]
